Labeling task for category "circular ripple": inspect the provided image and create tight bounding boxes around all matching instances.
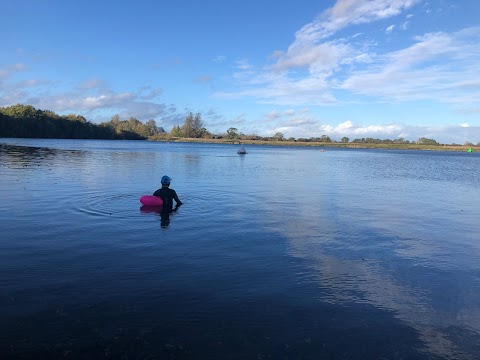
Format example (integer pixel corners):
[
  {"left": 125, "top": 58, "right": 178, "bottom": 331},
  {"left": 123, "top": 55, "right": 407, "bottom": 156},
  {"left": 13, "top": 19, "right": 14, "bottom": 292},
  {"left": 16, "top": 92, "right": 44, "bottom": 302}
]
[{"left": 72, "top": 192, "right": 140, "bottom": 219}]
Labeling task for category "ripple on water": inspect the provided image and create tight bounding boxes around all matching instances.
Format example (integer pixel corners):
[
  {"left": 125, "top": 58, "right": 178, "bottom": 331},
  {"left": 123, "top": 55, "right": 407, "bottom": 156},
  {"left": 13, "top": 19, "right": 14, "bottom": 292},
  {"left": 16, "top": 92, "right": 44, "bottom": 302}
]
[{"left": 71, "top": 192, "right": 140, "bottom": 219}]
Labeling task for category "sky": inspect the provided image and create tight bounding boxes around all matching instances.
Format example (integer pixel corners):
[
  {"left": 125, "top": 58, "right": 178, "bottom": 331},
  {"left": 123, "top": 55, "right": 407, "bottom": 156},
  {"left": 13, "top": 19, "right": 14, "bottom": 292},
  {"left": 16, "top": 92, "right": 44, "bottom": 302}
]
[{"left": 1, "top": 0, "right": 480, "bottom": 144}]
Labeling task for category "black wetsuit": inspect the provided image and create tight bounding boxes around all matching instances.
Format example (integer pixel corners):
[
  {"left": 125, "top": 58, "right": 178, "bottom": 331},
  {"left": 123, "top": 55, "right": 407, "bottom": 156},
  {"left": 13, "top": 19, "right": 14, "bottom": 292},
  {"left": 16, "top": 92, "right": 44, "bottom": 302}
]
[{"left": 153, "top": 186, "right": 182, "bottom": 212}]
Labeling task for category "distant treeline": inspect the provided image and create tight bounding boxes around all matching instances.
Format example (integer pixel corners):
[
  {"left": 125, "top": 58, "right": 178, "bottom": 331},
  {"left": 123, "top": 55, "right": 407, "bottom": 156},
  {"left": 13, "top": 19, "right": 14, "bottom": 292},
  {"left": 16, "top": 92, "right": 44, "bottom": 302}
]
[
  {"left": 214, "top": 128, "right": 448, "bottom": 146},
  {"left": 2, "top": 104, "right": 476, "bottom": 146},
  {"left": 0, "top": 104, "right": 165, "bottom": 140}
]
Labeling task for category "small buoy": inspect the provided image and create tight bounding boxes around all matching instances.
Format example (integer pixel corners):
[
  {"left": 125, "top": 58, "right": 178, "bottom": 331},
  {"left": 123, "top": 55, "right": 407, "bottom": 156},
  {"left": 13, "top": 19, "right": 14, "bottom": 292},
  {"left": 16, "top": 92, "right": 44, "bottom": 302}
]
[{"left": 237, "top": 144, "right": 247, "bottom": 154}]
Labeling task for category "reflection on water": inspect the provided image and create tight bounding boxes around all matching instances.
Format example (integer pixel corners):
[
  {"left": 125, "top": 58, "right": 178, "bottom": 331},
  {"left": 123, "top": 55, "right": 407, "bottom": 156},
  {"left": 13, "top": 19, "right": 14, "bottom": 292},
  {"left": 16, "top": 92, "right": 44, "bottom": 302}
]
[
  {"left": 140, "top": 204, "right": 182, "bottom": 228},
  {"left": 1, "top": 139, "right": 479, "bottom": 359},
  {"left": 264, "top": 150, "right": 480, "bottom": 359}
]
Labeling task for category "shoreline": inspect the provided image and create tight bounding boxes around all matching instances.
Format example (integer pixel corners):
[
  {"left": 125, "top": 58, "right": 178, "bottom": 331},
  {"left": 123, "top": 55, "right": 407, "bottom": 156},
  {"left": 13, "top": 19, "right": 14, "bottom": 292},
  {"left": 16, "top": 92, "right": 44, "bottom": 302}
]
[
  {"left": 149, "top": 137, "right": 478, "bottom": 152},
  {"left": 1, "top": 137, "right": 477, "bottom": 152}
]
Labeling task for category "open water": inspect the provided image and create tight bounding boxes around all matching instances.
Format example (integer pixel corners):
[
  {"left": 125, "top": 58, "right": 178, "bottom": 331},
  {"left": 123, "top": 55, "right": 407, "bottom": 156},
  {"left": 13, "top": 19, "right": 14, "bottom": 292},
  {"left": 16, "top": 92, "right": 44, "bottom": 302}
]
[{"left": 1, "top": 138, "right": 479, "bottom": 359}]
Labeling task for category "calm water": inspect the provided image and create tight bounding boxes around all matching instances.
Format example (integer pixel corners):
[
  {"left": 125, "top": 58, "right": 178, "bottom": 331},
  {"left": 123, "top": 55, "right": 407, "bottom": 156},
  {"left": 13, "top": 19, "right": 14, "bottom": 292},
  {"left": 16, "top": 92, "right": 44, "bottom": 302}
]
[{"left": 1, "top": 138, "right": 479, "bottom": 359}]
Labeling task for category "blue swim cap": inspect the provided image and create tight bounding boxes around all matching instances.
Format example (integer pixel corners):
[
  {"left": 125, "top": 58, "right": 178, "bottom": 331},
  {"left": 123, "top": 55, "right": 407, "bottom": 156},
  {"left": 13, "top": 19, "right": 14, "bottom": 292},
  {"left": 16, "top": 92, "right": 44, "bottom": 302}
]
[{"left": 161, "top": 175, "right": 171, "bottom": 185}]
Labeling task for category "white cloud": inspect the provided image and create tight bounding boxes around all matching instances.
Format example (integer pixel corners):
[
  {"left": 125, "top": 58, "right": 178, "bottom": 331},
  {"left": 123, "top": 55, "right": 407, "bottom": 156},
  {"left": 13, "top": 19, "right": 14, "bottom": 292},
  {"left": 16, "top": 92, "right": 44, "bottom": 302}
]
[
  {"left": 26, "top": 92, "right": 136, "bottom": 113},
  {"left": 131, "top": 86, "right": 164, "bottom": 101},
  {"left": 319, "top": 121, "right": 478, "bottom": 144},
  {"left": 117, "top": 102, "right": 168, "bottom": 120},
  {"left": 240, "top": 107, "right": 480, "bottom": 144},
  {"left": 296, "top": 0, "right": 421, "bottom": 42},
  {"left": 335, "top": 120, "right": 354, "bottom": 132},
  {"left": 0, "top": 55, "right": 180, "bottom": 123},
  {"left": 340, "top": 28, "right": 480, "bottom": 102},
  {"left": 216, "top": 0, "right": 436, "bottom": 107},
  {"left": 219, "top": 21, "right": 480, "bottom": 109},
  {"left": 273, "top": 40, "right": 352, "bottom": 72},
  {"left": 0, "top": 63, "right": 27, "bottom": 79},
  {"left": 386, "top": 25, "right": 395, "bottom": 33},
  {"left": 216, "top": 74, "right": 337, "bottom": 106},
  {"left": 272, "top": 116, "right": 405, "bottom": 139},
  {"left": 206, "top": 113, "right": 248, "bottom": 131},
  {"left": 266, "top": 110, "right": 281, "bottom": 120},
  {"left": 235, "top": 59, "right": 252, "bottom": 71},
  {"left": 0, "top": 76, "right": 181, "bottom": 126}
]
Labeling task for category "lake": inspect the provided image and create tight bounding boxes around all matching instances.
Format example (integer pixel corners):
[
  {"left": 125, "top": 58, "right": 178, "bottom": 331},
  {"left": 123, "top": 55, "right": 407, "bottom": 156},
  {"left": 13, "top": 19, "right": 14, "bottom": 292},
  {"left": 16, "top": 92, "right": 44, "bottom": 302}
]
[{"left": 1, "top": 138, "right": 479, "bottom": 359}]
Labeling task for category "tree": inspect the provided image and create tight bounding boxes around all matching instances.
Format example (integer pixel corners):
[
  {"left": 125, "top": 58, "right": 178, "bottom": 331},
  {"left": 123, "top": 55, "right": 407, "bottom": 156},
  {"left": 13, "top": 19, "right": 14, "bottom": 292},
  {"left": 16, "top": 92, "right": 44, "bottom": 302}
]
[
  {"left": 181, "top": 112, "right": 204, "bottom": 138},
  {"left": 417, "top": 137, "right": 438, "bottom": 145},
  {"left": 181, "top": 114, "right": 193, "bottom": 138},
  {"left": 1, "top": 103, "right": 38, "bottom": 118},
  {"left": 171, "top": 125, "right": 182, "bottom": 137},
  {"left": 192, "top": 113, "right": 204, "bottom": 137},
  {"left": 146, "top": 119, "right": 158, "bottom": 136},
  {"left": 110, "top": 114, "right": 120, "bottom": 126},
  {"left": 365, "top": 137, "right": 380, "bottom": 144},
  {"left": 319, "top": 135, "right": 331, "bottom": 142},
  {"left": 198, "top": 127, "right": 212, "bottom": 138},
  {"left": 64, "top": 114, "right": 87, "bottom": 123},
  {"left": 226, "top": 127, "right": 238, "bottom": 139},
  {"left": 341, "top": 136, "right": 349, "bottom": 143},
  {"left": 273, "top": 132, "right": 284, "bottom": 141},
  {"left": 0, "top": 104, "right": 117, "bottom": 139}
]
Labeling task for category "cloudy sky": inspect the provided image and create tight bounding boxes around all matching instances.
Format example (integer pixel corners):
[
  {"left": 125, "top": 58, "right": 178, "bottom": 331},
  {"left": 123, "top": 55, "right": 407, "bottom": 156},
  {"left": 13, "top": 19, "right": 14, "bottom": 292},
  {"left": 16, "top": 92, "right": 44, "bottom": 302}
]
[{"left": 1, "top": 0, "right": 479, "bottom": 143}]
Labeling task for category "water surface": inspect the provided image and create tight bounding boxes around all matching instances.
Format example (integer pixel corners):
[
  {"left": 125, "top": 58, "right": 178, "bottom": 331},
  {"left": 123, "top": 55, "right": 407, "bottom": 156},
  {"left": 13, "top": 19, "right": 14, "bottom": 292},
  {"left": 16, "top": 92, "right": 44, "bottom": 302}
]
[{"left": 1, "top": 138, "right": 479, "bottom": 359}]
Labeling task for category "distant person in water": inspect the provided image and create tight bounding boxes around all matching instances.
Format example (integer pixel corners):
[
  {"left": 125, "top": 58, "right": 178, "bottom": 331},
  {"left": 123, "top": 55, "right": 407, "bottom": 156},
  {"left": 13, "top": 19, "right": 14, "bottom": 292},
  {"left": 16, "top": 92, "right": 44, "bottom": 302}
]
[{"left": 153, "top": 175, "right": 182, "bottom": 213}]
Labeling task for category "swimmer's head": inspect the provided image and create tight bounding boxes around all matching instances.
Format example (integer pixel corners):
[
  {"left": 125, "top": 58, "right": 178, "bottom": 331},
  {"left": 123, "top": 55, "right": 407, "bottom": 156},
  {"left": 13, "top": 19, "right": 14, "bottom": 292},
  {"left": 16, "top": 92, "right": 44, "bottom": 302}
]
[{"left": 161, "top": 175, "right": 171, "bottom": 186}]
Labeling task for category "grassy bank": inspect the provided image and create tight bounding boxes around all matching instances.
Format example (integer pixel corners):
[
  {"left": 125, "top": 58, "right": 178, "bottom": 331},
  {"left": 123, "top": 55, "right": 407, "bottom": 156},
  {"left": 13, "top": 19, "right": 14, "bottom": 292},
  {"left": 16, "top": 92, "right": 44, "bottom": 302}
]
[{"left": 149, "top": 137, "right": 478, "bottom": 152}]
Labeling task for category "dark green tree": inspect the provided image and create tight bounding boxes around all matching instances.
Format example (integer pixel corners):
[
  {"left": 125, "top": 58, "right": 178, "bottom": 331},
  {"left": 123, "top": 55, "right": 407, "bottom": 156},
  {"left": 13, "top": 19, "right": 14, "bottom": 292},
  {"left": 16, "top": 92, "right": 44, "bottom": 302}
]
[
  {"left": 226, "top": 127, "right": 238, "bottom": 139},
  {"left": 0, "top": 104, "right": 116, "bottom": 139}
]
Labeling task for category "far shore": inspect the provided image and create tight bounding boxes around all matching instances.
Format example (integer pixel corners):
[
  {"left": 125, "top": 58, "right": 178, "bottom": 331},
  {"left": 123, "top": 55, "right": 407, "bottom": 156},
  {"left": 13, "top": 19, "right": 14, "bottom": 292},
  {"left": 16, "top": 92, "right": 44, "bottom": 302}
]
[{"left": 149, "top": 137, "right": 478, "bottom": 152}]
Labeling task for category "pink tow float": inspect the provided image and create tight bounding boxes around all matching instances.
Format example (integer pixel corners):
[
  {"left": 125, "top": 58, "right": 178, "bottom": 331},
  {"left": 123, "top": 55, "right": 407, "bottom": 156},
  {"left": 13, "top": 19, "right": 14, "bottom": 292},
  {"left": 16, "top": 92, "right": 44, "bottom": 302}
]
[{"left": 140, "top": 195, "right": 163, "bottom": 206}]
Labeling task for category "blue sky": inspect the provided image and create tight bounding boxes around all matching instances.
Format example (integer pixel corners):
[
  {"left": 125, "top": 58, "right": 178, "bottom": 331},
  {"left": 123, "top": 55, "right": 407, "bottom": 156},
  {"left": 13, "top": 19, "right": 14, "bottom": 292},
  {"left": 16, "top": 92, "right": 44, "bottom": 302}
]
[{"left": 1, "top": 0, "right": 479, "bottom": 143}]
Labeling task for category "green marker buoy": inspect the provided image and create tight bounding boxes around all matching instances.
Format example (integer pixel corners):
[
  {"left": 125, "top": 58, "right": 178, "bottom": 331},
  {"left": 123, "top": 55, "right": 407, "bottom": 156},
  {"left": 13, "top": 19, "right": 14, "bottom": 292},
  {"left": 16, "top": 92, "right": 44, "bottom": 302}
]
[{"left": 467, "top": 147, "right": 472, "bottom": 153}]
